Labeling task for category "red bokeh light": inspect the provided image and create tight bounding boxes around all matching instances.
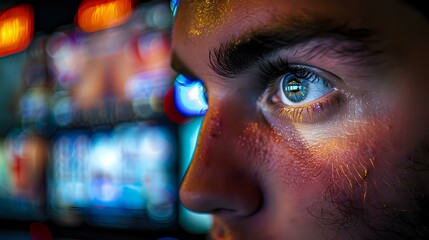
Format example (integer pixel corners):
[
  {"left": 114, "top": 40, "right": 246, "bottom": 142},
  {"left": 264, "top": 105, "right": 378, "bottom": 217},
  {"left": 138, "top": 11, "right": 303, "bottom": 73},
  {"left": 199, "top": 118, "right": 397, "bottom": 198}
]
[{"left": 163, "top": 86, "right": 191, "bottom": 124}]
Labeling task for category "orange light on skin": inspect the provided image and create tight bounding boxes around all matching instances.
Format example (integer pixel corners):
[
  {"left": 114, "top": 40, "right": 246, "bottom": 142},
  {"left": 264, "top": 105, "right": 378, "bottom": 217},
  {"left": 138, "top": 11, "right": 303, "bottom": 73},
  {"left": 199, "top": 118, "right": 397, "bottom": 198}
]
[
  {"left": 77, "top": 0, "right": 133, "bottom": 33},
  {"left": 0, "top": 5, "right": 34, "bottom": 57}
]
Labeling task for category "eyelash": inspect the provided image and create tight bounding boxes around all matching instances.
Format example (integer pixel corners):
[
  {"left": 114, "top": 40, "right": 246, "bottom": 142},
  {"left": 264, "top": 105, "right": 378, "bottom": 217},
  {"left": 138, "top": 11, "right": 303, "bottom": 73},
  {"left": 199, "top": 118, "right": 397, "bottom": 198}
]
[
  {"left": 267, "top": 94, "right": 344, "bottom": 123},
  {"left": 257, "top": 57, "right": 330, "bottom": 89},
  {"left": 257, "top": 58, "right": 342, "bottom": 123}
]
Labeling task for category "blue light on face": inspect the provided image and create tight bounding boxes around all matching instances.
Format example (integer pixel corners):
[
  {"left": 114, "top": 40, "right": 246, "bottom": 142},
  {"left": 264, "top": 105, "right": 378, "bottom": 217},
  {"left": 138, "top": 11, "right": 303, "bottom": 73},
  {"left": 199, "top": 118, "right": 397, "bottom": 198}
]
[
  {"left": 174, "top": 74, "right": 208, "bottom": 116},
  {"left": 170, "top": 0, "right": 179, "bottom": 17}
]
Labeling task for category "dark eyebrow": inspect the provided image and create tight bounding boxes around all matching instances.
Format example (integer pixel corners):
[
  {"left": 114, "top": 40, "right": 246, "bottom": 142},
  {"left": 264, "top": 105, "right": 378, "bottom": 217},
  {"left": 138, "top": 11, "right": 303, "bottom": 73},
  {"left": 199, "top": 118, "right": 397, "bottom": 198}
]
[{"left": 209, "top": 15, "right": 382, "bottom": 78}]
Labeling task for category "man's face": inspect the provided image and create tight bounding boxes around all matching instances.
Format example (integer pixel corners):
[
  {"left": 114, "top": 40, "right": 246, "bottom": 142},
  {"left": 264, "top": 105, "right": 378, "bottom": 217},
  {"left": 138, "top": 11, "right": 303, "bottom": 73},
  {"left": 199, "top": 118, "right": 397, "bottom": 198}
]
[{"left": 171, "top": 0, "right": 429, "bottom": 239}]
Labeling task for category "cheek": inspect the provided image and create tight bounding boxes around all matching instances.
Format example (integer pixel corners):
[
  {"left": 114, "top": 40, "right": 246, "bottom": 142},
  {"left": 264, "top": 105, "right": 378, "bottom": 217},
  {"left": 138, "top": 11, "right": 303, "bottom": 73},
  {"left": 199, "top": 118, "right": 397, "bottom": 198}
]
[
  {"left": 260, "top": 105, "right": 396, "bottom": 197},
  {"left": 304, "top": 116, "right": 413, "bottom": 208},
  {"left": 250, "top": 89, "right": 423, "bottom": 203},
  {"left": 312, "top": 125, "right": 385, "bottom": 199},
  {"left": 238, "top": 121, "right": 325, "bottom": 187}
]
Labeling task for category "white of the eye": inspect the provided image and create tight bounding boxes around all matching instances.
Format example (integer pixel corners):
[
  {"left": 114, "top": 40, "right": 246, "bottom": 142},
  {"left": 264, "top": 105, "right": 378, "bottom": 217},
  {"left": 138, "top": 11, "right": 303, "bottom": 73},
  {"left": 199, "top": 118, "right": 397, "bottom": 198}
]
[{"left": 278, "top": 77, "right": 333, "bottom": 106}]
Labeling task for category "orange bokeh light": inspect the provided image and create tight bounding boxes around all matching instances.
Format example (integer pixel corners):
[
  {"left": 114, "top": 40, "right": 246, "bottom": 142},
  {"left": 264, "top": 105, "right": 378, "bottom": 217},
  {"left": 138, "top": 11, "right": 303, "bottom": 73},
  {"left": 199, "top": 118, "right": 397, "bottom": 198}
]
[
  {"left": 77, "top": 0, "right": 133, "bottom": 33},
  {"left": 0, "top": 5, "right": 34, "bottom": 57}
]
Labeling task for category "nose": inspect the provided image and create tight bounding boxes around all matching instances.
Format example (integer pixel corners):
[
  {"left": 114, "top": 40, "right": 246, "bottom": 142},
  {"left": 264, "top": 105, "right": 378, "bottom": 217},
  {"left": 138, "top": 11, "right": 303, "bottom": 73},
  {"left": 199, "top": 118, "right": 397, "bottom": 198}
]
[{"left": 179, "top": 103, "right": 263, "bottom": 218}]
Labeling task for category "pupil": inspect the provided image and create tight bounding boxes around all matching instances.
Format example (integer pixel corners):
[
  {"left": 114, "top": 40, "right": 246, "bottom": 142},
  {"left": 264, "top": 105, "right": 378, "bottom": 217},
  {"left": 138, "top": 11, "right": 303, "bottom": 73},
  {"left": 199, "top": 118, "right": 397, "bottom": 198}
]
[
  {"left": 283, "top": 76, "right": 309, "bottom": 103},
  {"left": 286, "top": 80, "right": 302, "bottom": 92}
]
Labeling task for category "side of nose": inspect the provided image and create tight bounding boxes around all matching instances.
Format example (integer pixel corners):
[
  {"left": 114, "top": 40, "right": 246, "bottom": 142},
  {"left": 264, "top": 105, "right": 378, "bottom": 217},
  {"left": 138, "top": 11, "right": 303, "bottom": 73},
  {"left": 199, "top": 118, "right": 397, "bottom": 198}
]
[{"left": 179, "top": 105, "right": 263, "bottom": 217}]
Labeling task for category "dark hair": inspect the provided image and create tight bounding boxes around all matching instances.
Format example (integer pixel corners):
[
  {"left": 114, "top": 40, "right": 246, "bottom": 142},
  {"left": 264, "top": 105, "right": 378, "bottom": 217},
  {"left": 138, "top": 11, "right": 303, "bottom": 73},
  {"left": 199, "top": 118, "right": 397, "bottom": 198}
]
[{"left": 405, "top": 0, "right": 428, "bottom": 19}]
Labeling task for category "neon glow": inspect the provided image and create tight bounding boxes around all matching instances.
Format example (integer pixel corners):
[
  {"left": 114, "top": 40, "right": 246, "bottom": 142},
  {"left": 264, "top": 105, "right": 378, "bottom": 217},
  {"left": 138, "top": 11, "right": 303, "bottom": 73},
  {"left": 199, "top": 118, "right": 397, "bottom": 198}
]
[
  {"left": 174, "top": 74, "right": 208, "bottom": 116},
  {"left": 170, "top": 0, "right": 179, "bottom": 17},
  {"left": 0, "top": 5, "right": 33, "bottom": 57},
  {"left": 77, "top": 0, "right": 133, "bottom": 33}
]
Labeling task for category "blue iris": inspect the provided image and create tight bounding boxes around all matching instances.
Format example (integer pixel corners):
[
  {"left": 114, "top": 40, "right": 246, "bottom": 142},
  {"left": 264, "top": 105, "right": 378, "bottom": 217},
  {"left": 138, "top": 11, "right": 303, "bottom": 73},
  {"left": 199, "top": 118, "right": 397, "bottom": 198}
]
[
  {"left": 174, "top": 74, "right": 208, "bottom": 116},
  {"left": 282, "top": 74, "right": 310, "bottom": 103}
]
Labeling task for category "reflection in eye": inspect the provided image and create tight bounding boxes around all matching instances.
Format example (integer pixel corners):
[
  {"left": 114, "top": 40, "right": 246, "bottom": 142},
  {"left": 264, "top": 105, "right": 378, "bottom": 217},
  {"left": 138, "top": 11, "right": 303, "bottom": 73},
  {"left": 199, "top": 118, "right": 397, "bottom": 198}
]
[
  {"left": 276, "top": 69, "right": 334, "bottom": 106},
  {"left": 174, "top": 74, "right": 208, "bottom": 116}
]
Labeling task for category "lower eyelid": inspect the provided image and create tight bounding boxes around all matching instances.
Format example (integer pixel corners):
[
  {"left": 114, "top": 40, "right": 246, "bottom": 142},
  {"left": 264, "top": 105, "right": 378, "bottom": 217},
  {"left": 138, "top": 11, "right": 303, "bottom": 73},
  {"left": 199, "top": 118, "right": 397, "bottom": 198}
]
[{"left": 270, "top": 91, "right": 344, "bottom": 123}]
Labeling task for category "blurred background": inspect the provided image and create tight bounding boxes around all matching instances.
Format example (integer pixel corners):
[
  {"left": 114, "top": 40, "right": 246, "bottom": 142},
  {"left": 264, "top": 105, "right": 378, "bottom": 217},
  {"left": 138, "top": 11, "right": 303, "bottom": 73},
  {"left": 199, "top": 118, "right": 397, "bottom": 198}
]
[{"left": 0, "top": 0, "right": 211, "bottom": 239}]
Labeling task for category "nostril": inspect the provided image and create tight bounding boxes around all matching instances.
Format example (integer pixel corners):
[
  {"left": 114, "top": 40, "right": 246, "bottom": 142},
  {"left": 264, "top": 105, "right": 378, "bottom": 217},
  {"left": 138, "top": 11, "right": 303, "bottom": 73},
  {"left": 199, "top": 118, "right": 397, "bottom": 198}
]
[
  {"left": 179, "top": 187, "right": 230, "bottom": 214},
  {"left": 212, "top": 208, "right": 237, "bottom": 214},
  {"left": 179, "top": 180, "right": 263, "bottom": 218}
]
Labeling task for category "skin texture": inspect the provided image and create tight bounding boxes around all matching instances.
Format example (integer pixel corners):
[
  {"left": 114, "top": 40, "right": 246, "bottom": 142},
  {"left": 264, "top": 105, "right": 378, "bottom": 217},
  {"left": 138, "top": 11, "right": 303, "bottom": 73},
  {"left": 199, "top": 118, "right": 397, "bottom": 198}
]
[{"left": 171, "top": 0, "right": 429, "bottom": 239}]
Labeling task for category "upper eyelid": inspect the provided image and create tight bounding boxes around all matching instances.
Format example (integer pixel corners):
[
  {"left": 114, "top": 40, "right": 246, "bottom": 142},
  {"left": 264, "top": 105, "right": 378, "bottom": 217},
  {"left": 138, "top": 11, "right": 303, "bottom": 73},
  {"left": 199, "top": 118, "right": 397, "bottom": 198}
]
[
  {"left": 277, "top": 68, "right": 332, "bottom": 95},
  {"left": 288, "top": 64, "right": 343, "bottom": 85},
  {"left": 257, "top": 56, "right": 343, "bottom": 87}
]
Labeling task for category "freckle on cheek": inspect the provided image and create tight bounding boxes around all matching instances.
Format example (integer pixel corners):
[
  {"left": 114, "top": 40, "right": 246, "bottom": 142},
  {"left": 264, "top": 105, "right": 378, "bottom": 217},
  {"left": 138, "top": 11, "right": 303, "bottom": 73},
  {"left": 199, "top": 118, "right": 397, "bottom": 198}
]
[
  {"left": 311, "top": 122, "right": 393, "bottom": 205},
  {"left": 258, "top": 122, "right": 323, "bottom": 185},
  {"left": 205, "top": 108, "right": 222, "bottom": 138}
]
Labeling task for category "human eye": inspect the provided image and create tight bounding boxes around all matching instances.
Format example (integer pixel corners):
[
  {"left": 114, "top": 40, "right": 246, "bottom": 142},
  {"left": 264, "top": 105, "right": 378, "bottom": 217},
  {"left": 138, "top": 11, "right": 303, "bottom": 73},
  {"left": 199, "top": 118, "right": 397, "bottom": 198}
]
[
  {"left": 261, "top": 59, "right": 343, "bottom": 123},
  {"left": 274, "top": 67, "right": 334, "bottom": 105},
  {"left": 174, "top": 74, "right": 208, "bottom": 116}
]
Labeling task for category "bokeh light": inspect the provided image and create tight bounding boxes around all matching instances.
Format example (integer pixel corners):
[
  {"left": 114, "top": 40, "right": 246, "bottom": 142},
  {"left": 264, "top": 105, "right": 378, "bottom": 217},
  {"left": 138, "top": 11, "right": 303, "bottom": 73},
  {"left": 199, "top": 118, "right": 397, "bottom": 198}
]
[
  {"left": 170, "top": 0, "right": 179, "bottom": 17},
  {"left": 0, "top": 5, "right": 33, "bottom": 57},
  {"left": 174, "top": 74, "right": 208, "bottom": 117},
  {"left": 77, "top": 0, "right": 133, "bottom": 33},
  {"left": 0, "top": 0, "right": 207, "bottom": 237}
]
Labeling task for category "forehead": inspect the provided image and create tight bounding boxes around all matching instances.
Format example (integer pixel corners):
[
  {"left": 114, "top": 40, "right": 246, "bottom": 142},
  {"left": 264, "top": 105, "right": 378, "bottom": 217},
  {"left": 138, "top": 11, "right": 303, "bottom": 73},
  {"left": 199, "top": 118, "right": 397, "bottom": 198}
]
[
  {"left": 173, "top": 0, "right": 379, "bottom": 41},
  {"left": 171, "top": 0, "right": 419, "bottom": 77},
  {"left": 177, "top": 0, "right": 270, "bottom": 37}
]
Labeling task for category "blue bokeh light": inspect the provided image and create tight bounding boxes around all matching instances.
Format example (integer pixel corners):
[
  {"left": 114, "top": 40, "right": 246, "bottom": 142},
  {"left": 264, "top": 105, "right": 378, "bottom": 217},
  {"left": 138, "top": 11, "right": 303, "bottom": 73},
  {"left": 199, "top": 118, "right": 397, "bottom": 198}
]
[
  {"left": 174, "top": 74, "right": 208, "bottom": 116},
  {"left": 170, "top": 0, "right": 179, "bottom": 17}
]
